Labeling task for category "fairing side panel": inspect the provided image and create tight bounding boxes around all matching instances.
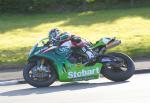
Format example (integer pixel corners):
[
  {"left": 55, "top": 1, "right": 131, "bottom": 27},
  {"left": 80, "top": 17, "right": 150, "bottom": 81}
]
[{"left": 28, "top": 47, "right": 103, "bottom": 82}]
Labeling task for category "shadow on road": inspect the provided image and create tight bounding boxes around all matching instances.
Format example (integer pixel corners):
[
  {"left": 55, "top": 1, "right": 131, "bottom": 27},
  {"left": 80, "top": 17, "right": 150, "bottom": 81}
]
[{"left": 0, "top": 81, "right": 128, "bottom": 96}]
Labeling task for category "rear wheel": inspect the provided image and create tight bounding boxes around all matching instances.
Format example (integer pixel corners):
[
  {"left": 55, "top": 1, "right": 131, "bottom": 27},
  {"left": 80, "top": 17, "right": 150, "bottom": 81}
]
[
  {"left": 101, "top": 52, "right": 135, "bottom": 82},
  {"left": 23, "top": 60, "right": 57, "bottom": 88}
]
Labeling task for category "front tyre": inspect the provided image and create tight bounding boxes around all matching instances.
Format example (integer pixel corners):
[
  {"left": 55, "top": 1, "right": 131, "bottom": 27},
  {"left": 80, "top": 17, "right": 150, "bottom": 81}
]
[
  {"left": 23, "top": 62, "right": 56, "bottom": 88},
  {"left": 101, "top": 52, "right": 135, "bottom": 82}
]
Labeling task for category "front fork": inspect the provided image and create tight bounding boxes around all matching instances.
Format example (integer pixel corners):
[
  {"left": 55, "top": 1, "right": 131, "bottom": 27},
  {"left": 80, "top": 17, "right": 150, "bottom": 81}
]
[
  {"left": 32, "top": 58, "right": 50, "bottom": 78},
  {"left": 37, "top": 58, "right": 45, "bottom": 71}
]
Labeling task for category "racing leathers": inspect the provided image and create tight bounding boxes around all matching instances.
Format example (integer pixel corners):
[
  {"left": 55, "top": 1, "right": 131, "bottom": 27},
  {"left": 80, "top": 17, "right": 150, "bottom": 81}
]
[{"left": 52, "top": 32, "right": 95, "bottom": 63}]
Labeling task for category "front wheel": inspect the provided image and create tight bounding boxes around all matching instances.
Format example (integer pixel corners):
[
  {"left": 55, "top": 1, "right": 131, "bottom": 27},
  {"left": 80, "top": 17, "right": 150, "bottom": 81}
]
[
  {"left": 23, "top": 61, "right": 57, "bottom": 88},
  {"left": 101, "top": 52, "right": 135, "bottom": 82}
]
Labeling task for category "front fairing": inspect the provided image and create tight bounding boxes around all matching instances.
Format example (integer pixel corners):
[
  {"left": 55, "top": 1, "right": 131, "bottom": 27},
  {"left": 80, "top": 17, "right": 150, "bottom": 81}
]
[
  {"left": 28, "top": 46, "right": 72, "bottom": 63},
  {"left": 28, "top": 37, "right": 103, "bottom": 82},
  {"left": 28, "top": 37, "right": 49, "bottom": 59}
]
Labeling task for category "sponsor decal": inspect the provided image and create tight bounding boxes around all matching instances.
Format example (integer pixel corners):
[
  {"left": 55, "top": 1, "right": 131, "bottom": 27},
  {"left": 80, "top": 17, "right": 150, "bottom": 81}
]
[
  {"left": 76, "top": 63, "right": 83, "bottom": 68},
  {"left": 34, "top": 47, "right": 48, "bottom": 55},
  {"left": 73, "top": 76, "right": 95, "bottom": 81},
  {"left": 68, "top": 68, "right": 99, "bottom": 79}
]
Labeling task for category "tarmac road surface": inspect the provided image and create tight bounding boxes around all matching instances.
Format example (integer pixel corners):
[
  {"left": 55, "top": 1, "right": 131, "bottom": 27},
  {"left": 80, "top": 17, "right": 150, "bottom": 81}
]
[{"left": 0, "top": 73, "right": 150, "bottom": 103}]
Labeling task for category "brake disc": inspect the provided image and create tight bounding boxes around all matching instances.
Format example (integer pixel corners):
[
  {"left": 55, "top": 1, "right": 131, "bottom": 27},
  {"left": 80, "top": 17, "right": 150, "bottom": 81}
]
[{"left": 32, "top": 66, "right": 50, "bottom": 78}]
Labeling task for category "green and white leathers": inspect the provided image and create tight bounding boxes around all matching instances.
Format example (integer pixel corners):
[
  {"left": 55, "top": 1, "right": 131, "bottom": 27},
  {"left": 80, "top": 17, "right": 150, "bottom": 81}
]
[{"left": 23, "top": 36, "right": 135, "bottom": 87}]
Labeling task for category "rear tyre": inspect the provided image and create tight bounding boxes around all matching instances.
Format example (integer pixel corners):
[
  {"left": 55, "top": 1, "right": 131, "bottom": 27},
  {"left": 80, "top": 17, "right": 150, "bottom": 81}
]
[
  {"left": 101, "top": 52, "right": 135, "bottom": 82},
  {"left": 23, "top": 62, "right": 56, "bottom": 88}
]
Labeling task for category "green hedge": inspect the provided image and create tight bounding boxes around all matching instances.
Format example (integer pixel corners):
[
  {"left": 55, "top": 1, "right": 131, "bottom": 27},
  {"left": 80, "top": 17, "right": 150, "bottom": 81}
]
[
  {"left": 0, "top": 0, "right": 85, "bottom": 12},
  {"left": 0, "top": 0, "right": 150, "bottom": 13}
]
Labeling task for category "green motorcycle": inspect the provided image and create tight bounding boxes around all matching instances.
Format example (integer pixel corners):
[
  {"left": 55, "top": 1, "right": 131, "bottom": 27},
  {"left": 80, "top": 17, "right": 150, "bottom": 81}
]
[{"left": 23, "top": 37, "right": 135, "bottom": 87}]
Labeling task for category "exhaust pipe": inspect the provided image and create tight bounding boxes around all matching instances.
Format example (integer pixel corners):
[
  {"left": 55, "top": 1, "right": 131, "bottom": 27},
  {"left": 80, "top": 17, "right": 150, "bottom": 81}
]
[{"left": 106, "top": 40, "right": 121, "bottom": 49}]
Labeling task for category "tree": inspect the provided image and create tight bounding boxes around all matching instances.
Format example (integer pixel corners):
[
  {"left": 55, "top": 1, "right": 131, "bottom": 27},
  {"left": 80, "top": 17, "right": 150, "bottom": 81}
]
[{"left": 130, "top": 0, "right": 135, "bottom": 7}]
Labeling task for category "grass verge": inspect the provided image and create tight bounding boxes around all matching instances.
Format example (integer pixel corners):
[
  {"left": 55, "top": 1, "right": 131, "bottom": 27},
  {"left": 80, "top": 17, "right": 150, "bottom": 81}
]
[{"left": 0, "top": 7, "right": 150, "bottom": 65}]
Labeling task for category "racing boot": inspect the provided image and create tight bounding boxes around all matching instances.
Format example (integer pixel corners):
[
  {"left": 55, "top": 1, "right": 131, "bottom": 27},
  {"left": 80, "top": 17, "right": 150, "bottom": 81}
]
[{"left": 82, "top": 47, "right": 96, "bottom": 65}]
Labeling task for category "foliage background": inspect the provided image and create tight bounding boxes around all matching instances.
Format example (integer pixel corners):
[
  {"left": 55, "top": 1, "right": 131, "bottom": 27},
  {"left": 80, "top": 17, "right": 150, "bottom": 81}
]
[
  {"left": 0, "top": 0, "right": 150, "bottom": 13},
  {"left": 0, "top": 0, "right": 150, "bottom": 65}
]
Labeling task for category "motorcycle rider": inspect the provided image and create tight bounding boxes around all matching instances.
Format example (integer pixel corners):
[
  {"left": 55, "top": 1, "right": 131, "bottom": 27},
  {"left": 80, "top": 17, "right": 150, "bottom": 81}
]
[{"left": 48, "top": 28, "right": 95, "bottom": 64}]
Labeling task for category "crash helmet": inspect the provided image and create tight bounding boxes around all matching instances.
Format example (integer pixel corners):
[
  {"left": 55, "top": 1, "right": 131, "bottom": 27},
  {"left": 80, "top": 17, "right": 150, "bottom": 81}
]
[{"left": 49, "top": 28, "right": 60, "bottom": 40}]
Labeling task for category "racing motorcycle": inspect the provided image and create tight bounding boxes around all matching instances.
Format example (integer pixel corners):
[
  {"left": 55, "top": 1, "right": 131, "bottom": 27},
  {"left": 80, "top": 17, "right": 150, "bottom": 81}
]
[{"left": 23, "top": 37, "right": 135, "bottom": 87}]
